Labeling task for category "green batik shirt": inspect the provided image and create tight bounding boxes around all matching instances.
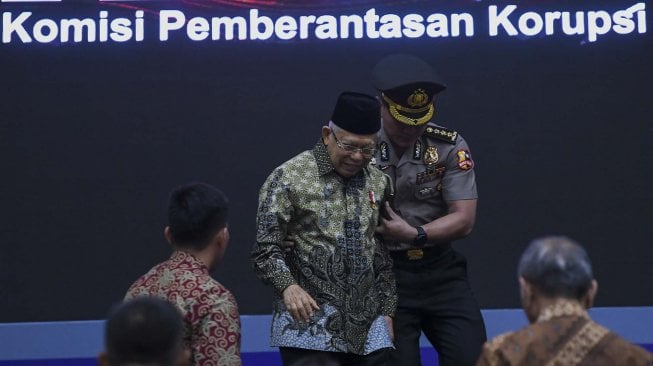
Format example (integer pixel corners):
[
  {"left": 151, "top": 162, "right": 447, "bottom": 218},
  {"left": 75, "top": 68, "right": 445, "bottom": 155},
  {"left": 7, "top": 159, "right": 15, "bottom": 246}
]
[{"left": 252, "top": 139, "right": 397, "bottom": 355}]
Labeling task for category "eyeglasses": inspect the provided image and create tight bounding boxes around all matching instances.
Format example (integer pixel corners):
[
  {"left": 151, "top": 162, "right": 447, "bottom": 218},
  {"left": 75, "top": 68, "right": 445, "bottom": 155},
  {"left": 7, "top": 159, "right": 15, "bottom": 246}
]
[{"left": 329, "top": 127, "right": 377, "bottom": 157}]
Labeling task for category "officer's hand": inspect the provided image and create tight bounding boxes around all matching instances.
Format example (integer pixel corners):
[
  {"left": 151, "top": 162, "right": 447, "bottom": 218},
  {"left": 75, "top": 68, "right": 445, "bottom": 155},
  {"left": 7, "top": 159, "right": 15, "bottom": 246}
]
[
  {"left": 281, "top": 234, "right": 296, "bottom": 254},
  {"left": 376, "top": 202, "right": 415, "bottom": 242},
  {"left": 384, "top": 315, "right": 394, "bottom": 341},
  {"left": 282, "top": 284, "right": 320, "bottom": 323}
]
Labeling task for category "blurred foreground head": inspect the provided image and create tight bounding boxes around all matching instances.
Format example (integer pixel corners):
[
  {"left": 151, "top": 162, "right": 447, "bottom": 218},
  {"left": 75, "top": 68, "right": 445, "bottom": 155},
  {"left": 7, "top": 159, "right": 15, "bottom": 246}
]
[{"left": 98, "top": 297, "right": 190, "bottom": 366}]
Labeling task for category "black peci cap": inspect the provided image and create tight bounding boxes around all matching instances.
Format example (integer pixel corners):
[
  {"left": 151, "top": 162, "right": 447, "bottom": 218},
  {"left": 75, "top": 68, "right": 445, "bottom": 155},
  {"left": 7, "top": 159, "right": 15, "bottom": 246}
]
[
  {"left": 371, "top": 54, "right": 446, "bottom": 126},
  {"left": 331, "top": 92, "right": 381, "bottom": 135}
]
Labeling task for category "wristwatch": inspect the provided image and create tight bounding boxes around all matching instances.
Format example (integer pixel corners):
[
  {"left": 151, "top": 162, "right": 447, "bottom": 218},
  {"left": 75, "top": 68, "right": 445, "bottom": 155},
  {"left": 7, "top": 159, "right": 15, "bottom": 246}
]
[{"left": 413, "top": 226, "right": 428, "bottom": 247}]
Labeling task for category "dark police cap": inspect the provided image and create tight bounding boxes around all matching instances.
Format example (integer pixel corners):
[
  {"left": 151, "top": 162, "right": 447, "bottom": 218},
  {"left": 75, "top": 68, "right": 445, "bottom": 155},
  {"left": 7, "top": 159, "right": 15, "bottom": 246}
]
[
  {"left": 331, "top": 92, "right": 381, "bottom": 135},
  {"left": 371, "top": 54, "right": 446, "bottom": 126}
]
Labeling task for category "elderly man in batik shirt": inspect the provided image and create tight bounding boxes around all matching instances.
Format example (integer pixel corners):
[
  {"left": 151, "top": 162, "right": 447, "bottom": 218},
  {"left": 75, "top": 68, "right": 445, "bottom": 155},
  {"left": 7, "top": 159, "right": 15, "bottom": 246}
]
[
  {"left": 252, "top": 92, "right": 397, "bottom": 366},
  {"left": 476, "top": 236, "right": 653, "bottom": 366},
  {"left": 126, "top": 183, "right": 241, "bottom": 366}
]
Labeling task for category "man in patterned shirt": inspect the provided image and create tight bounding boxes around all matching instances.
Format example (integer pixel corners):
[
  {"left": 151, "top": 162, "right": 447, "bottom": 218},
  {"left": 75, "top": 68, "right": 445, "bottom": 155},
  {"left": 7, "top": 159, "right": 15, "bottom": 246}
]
[
  {"left": 126, "top": 182, "right": 241, "bottom": 366},
  {"left": 476, "top": 236, "right": 653, "bottom": 366},
  {"left": 252, "top": 92, "right": 397, "bottom": 366}
]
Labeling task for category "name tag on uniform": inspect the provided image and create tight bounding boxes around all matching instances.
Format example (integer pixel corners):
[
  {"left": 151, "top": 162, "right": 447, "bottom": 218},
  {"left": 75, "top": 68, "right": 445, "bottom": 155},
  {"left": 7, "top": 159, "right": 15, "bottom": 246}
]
[{"left": 418, "top": 187, "right": 435, "bottom": 196}]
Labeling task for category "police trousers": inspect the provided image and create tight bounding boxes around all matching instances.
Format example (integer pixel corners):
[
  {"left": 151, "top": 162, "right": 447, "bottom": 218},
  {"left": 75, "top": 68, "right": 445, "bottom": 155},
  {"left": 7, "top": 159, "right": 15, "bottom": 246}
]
[
  {"left": 389, "top": 246, "right": 487, "bottom": 366},
  {"left": 279, "top": 347, "right": 390, "bottom": 366}
]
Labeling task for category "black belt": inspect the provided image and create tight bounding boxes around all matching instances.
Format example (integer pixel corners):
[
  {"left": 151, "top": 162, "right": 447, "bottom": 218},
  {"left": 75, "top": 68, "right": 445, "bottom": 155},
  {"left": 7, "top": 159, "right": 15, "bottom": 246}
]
[{"left": 389, "top": 243, "right": 452, "bottom": 262}]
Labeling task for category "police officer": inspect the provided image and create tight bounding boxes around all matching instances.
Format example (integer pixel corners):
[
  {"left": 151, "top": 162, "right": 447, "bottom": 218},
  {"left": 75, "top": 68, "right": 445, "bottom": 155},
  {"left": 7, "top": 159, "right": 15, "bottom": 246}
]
[{"left": 372, "top": 54, "right": 487, "bottom": 366}]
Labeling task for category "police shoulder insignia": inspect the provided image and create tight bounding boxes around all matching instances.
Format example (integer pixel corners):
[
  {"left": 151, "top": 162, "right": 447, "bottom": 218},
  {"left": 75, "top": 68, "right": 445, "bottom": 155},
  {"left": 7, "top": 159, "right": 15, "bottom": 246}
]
[
  {"left": 456, "top": 149, "right": 474, "bottom": 170},
  {"left": 424, "top": 125, "right": 458, "bottom": 144}
]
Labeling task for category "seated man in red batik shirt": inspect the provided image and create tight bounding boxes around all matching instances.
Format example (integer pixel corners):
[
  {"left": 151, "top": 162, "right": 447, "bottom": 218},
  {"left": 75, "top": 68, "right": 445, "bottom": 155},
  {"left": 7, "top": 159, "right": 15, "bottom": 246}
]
[{"left": 125, "top": 182, "right": 241, "bottom": 366}]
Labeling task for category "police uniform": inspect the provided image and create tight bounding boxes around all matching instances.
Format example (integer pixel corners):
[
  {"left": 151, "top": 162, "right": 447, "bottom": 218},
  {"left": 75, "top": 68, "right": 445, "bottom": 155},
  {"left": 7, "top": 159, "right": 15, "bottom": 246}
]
[{"left": 372, "top": 54, "right": 487, "bottom": 366}]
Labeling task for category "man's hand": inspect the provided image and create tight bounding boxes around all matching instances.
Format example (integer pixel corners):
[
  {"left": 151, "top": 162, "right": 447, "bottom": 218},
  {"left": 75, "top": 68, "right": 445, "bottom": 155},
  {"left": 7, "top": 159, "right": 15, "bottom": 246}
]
[
  {"left": 281, "top": 234, "right": 296, "bottom": 254},
  {"left": 375, "top": 202, "right": 416, "bottom": 243},
  {"left": 282, "top": 284, "right": 320, "bottom": 323},
  {"left": 384, "top": 315, "right": 394, "bottom": 341}
]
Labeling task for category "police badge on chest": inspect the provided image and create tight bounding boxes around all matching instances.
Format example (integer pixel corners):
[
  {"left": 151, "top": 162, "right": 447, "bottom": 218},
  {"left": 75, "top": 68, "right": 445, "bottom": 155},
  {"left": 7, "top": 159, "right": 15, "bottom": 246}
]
[{"left": 415, "top": 145, "right": 445, "bottom": 185}]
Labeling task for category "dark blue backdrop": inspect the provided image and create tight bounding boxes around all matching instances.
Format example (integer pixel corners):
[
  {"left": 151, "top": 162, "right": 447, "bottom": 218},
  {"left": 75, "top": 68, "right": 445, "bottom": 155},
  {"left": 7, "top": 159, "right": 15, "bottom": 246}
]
[{"left": 0, "top": 0, "right": 651, "bottom": 323}]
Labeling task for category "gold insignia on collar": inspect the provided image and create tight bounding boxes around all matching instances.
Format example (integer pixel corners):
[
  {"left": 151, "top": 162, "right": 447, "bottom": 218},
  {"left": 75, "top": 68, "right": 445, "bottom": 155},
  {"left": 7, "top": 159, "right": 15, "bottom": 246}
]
[
  {"left": 423, "top": 146, "right": 439, "bottom": 164},
  {"left": 407, "top": 89, "right": 428, "bottom": 108}
]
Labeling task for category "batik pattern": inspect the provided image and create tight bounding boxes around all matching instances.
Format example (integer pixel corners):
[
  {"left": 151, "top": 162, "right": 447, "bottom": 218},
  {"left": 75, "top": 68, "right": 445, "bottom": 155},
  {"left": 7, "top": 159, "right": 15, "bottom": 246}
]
[
  {"left": 252, "top": 140, "right": 396, "bottom": 355},
  {"left": 126, "top": 251, "right": 241, "bottom": 366},
  {"left": 477, "top": 301, "right": 653, "bottom": 366}
]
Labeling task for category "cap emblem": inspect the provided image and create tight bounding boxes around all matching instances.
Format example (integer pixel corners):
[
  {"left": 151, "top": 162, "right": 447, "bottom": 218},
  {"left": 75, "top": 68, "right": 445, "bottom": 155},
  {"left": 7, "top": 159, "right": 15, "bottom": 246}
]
[{"left": 407, "top": 89, "right": 429, "bottom": 108}]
